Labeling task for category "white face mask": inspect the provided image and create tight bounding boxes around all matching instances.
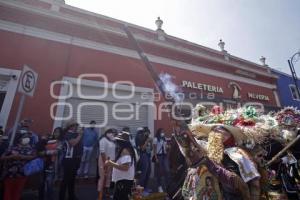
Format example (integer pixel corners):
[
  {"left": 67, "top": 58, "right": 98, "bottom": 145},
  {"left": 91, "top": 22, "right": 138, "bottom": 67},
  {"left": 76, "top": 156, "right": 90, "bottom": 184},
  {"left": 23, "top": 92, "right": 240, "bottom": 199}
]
[
  {"left": 107, "top": 133, "right": 115, "bottom": 141},
  {"left": 161, "top": 133, "right": 165, "bottom": 137},
  {"left": 19, "top": 130, "right": 28, "bottom": 134},
  {"left": 21, "top": 137, "right": 30, "bottom": 145}
]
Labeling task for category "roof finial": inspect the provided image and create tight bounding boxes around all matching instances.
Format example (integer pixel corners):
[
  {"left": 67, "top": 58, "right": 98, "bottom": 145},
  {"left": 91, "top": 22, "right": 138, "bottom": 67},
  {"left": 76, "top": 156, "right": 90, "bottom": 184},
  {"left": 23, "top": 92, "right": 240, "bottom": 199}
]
[
  {"left": 260, "top": 56, "right": 266, "bottom": 66},
  {"left": 218, "top": 39, "right": 225, "bottom": 52},
  {"left": 155, "top": 17, "right": 165, "bottom": 41},
  {"left": 155, "top": 17, "right": 163, "bottom": 31}
]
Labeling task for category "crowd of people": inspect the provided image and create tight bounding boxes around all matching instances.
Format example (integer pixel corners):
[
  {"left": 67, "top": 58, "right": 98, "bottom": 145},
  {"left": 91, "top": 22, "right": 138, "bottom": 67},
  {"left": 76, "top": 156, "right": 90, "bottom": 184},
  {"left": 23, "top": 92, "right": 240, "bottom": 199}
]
[{"left": 0, "top": 118, "right": 172, "bottom": 200}]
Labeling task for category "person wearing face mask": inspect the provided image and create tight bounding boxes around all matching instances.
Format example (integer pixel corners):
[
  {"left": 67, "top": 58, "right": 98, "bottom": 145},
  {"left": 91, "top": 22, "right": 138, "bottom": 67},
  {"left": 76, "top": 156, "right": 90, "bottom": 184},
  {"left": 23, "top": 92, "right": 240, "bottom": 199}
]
[
  {"left": 1, "top": 133, "right": 36, "bottom": 200},
  {"left": 98, "top": 128, "right": 117, "bottom": 199},
  {"left": 59, "top": 120, "right": 83, "bottom": 200},
  {"left": 153, "top": 128, "right": 170, "bottom": 193},
  {"left": 7, "top": 119, "right": 39, "bottom": 148},
  {"left": 77, "top": 120, "right": 98, "bottom": 178},
  {"left": 135, "top": 127, "right": 152, "bottom": 195}
]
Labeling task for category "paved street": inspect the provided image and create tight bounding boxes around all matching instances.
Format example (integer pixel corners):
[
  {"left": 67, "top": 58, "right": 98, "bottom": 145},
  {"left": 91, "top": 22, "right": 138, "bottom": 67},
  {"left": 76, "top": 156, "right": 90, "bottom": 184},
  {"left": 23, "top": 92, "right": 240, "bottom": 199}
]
[
  {"left": 21, "top": 177, "right": 160, "bottom": 200},
  {"left": 22, "top": 180, "right": 99, "bottom": 200},
  {"left": 22, "top": 185, "right": 98, "bottom": 200}
]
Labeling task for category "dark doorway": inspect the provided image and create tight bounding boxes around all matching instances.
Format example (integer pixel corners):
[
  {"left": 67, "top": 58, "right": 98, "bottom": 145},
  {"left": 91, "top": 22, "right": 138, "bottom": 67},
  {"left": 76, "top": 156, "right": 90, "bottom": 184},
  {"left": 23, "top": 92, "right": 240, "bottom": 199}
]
[{"left": 0, "top": 91, "right": 6, "bottom": 112}]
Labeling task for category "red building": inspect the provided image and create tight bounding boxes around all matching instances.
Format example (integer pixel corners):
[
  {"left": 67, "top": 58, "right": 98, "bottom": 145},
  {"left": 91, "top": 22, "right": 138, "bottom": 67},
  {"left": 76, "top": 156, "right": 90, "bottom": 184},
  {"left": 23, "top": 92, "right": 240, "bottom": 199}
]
[{"left": 0, "top": 0, "right": 280, "bottom": 135}]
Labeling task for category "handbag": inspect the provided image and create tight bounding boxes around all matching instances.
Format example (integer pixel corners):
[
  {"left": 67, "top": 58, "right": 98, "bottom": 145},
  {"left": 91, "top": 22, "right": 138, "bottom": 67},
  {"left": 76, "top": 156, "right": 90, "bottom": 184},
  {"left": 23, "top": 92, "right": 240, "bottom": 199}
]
[{"left": 23, "top": 158, "right": 44, "bottom": 176}]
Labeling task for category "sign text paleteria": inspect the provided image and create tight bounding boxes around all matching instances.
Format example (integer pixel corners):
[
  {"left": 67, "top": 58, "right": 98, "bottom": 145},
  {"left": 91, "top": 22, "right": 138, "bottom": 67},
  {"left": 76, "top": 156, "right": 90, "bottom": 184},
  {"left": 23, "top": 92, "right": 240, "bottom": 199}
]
[{"left": 182, "top": 80, "right": 224, "bottom": 93}]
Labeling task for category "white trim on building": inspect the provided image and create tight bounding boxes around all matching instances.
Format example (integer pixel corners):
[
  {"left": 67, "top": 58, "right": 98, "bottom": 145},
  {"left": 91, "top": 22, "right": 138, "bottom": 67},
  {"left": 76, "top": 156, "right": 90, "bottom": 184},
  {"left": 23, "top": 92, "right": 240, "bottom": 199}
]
[
  {"left": 273, "top": 90, "right": 281, "bottom": 107},
  {"left": 0, "top": 0, "right": 275, "bottom": 77},
  {"left": 289, "top": 84, "right": 300, "bottom": 101},
  {"left": 0, "top": 20, "right": 277, "bottom": 90}
]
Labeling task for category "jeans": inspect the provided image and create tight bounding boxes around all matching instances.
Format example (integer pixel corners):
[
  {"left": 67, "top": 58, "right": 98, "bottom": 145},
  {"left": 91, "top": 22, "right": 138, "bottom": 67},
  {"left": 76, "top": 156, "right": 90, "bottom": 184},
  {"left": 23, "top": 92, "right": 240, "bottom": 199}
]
[
  {"left": 77, "top": 146, "right": 93, "bottom": 176},
  {"left": 138, "top": 152, "right": 151, "bottom": 188},
  {"left": 39, "top": 167, "right": 55, "bottom": 200},
  {"left": 59, "top": 158, "right": 80, "bottom": 200},
  {"left": 56, "top": 152, "right": 64, "bottom": 179},
  {"left": 156, "top": 154, "right": 170, "bottom": 190}
]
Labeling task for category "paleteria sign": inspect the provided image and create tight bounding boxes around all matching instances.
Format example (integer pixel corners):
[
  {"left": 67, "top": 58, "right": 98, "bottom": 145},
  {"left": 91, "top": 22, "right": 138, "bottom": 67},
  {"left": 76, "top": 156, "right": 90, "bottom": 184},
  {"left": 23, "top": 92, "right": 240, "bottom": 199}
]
[{"left": 182, "top": 80, "right": 224, "bottom": 93}]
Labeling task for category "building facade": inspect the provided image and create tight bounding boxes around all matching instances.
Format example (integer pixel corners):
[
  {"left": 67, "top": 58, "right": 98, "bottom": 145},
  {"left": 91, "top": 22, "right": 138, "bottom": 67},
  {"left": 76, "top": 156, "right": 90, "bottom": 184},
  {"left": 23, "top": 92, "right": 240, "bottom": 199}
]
[
  {"left": 0, "top": 0, "right": 280, "bottom": 135},
  {"left": 272, "top": 69, "right": 300, "bottom": 109}
]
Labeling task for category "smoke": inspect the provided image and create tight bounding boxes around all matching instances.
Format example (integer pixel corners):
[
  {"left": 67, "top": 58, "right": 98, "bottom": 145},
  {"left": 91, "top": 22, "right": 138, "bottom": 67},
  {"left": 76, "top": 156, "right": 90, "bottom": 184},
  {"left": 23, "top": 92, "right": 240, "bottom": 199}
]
[{"left": 159, "top": 73, "right": 182, "bottom": 102}]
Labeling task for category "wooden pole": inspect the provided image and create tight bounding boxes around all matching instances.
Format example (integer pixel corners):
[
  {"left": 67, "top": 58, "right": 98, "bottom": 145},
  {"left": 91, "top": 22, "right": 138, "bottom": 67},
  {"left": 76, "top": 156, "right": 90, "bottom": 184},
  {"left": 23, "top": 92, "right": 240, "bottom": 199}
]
[{"left": 266, "top": 135, "right": 300, "bottom": 167}]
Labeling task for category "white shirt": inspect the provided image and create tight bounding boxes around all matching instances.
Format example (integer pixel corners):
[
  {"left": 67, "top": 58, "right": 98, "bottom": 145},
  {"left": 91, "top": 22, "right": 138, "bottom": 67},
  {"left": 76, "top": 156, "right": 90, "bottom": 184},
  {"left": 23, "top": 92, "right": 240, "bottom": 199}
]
[
  {"left": 99, "top": 137, "right": 116, "bottom": 161},
  {"left": 153, "top": 138, "right": 167, "bottom": 155},
  {"left": 112, "top": 155, "right": 135, "bottom": 182}
]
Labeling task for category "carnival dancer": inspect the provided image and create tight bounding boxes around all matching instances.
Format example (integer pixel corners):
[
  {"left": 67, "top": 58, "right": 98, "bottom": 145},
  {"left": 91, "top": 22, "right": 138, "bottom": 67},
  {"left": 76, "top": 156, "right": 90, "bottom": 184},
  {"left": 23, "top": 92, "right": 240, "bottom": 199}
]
[
  {"left": 183, "top": 105, "right": 300, "bottom": 200},
  {"left": 184, "top": 125, "right": 259, "bottom": 200},
  {"left": 268, "top": 107, "right": 300, "bottom": 199},
  {"left": 180, "top": 105, "right": 264, "bottom": 200}
]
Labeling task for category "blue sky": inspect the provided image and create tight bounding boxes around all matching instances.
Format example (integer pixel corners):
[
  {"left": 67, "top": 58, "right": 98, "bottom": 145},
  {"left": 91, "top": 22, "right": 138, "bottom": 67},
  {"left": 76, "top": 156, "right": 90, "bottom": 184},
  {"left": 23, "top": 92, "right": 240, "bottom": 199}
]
[{"left": 65, "top": 0, "right": 300, "bottom": 75}]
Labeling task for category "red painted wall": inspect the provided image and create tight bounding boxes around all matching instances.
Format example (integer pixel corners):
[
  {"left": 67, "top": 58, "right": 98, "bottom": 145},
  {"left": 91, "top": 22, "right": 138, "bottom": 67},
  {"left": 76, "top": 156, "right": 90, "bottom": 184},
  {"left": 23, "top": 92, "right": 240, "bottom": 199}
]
[{"left": 0, "top": 30, "right": 278, "bottom": 135}]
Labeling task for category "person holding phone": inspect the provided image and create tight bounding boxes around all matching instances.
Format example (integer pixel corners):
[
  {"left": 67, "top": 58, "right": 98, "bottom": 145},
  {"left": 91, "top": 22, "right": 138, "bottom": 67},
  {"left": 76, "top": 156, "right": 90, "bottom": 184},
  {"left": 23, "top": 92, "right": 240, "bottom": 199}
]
[{"left": 105, "top": 132, "right": 136, "bottom": 200}]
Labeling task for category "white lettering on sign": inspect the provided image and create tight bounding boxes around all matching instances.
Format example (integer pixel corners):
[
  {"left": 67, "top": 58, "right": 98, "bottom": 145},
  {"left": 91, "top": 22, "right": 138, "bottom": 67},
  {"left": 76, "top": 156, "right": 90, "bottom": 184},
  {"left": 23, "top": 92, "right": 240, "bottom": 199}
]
[
  {"left": 248, "top": 93, "right": 270, "bottom": 101},
  {"left": 182, "top": 80, "right": 223, "bottom": 93}
]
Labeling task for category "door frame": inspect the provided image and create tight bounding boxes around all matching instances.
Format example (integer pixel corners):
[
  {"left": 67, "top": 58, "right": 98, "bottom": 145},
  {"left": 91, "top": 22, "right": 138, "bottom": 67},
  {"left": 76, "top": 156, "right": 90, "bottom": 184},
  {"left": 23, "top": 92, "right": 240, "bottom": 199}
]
[{"left": 0, "top": 67, "right": 21, "bottom": 129}]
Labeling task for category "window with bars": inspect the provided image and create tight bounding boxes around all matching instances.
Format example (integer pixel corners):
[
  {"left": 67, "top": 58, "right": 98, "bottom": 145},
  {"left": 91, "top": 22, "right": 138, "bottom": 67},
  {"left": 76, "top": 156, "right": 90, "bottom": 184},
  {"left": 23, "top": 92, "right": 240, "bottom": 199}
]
[{"left": 289, "top": 84, "right": 300, "bottom": 100}]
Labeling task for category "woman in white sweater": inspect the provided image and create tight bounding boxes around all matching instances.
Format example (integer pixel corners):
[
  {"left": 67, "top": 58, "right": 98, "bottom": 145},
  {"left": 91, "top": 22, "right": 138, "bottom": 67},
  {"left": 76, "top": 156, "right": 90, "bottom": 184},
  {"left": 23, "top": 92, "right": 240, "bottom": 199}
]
[{"left": 105, "top": 132, "right": 136, "bottom": 200}]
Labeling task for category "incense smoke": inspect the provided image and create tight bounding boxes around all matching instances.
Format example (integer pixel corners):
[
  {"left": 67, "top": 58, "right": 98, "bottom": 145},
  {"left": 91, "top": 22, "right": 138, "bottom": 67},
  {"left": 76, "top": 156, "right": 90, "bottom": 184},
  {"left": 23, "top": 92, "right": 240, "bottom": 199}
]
[{"left": 159, "top": 73, "right": 182, "bottom": 102}]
